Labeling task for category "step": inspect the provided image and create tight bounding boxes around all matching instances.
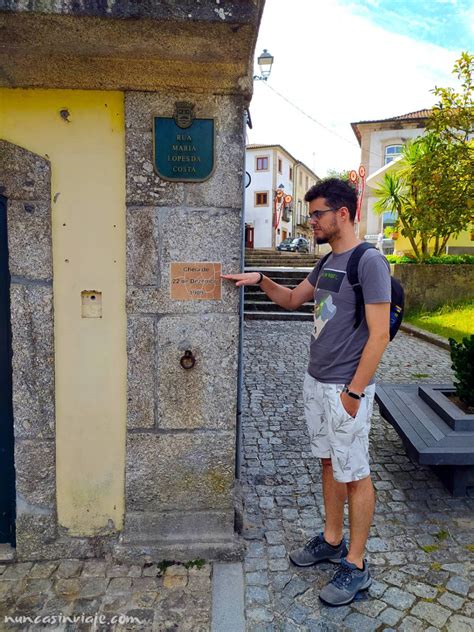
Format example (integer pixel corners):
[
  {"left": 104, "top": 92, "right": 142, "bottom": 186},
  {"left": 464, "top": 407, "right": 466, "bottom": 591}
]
[
  {"left": 245, "top": 290, "right": 299, "bottom": 300},
  {"left": 244, "top": 267, "right": 312, "bottom": 275},
  {"left": 245, "top": 255, "right": 317, "bottom": 261},
  {"left": 244, "top": 301, "right": 314, "bottom": 313},
  {"left": 244, "top": 311, "right": 313, "bottom": 321},
  {"left": 245, "top": 262, "right": 317, "bottom": 268},
  {"left": 245, "top": 252, "right": 316, "bottom": 256}
]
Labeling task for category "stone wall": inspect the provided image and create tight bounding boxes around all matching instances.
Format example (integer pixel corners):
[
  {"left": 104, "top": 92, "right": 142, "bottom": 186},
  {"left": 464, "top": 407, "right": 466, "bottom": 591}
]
[
  {"left": 117, "top": 91, "right": 245, "bottom": 561},
  {"left": 392, "top": 264, "right": 474, "bottom": 312},
  {"left": 0, "top": 140, "right": 120, "bottom": 560},
  {"left": 0, "top": 1, "right": 264, "bottom": 94}
]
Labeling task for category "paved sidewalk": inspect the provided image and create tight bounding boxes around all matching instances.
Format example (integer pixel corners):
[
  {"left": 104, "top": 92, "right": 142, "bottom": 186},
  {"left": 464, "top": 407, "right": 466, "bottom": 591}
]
[
  {"left": 241, "top": 322, "right": 473, "bottom": 631},
  {"left": 1, "top": 324, "right": 472, "bottom": 631},
  {"left": 0, "top": 560, "right": 211, "bottom": 631}
]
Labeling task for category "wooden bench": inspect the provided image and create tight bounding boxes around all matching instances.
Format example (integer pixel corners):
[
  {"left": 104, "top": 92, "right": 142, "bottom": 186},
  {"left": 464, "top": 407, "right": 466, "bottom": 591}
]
[{"left": 375, "top": 383, "right": 474, "bottom": 496}]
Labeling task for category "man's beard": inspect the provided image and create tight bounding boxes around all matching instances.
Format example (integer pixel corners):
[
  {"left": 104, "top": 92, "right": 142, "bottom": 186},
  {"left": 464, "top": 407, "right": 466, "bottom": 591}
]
[{"left": 314, "top": 220, "right": 340, "bottom": 245}]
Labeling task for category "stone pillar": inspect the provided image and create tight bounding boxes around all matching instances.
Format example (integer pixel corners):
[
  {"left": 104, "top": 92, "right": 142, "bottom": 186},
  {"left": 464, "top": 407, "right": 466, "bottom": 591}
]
[{"left": 117, "top": 92, "right": 246, "bottom": 561}]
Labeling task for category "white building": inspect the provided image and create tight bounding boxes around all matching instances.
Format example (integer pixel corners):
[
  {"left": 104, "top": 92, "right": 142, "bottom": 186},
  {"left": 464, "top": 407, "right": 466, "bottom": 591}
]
[
  {"left": 350, "top": 110, "right": 430, "bottom": 237},
  {"left": 245, "top": 144, "right": 319, "bottom": 249}
]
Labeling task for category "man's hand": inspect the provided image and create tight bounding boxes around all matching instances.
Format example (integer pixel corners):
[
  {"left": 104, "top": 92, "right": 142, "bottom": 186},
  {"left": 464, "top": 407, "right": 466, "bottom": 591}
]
[
  {"left": 221, "top": 273, "right": 314, "bottom": 311},
  {"left": 340, "top": 391, "right": 361, "bottom": 418},
  {"left": 221, "top": 272, "right": 262, "bottom": 287}
]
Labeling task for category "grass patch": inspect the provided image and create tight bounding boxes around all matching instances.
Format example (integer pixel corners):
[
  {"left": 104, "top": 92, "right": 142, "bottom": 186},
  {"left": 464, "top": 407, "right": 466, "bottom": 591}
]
[
  {"left": 411, "top": 373, "right": 432, "bottom": 379},
  {"left": 430, "top": 562, "right": 442, "bottom": 571},
  {"left": 466, "top": 544, "right": 474, "bottom": 552},
  {"left": 157, "top": 560, "right": 174, "bottom": 573},
  {"left": 184, "top": 559, "right": 206, "bottom": 569},
  {"left": 421, "top": 544, "right": 439, "bottom": 553},
  {"left": 434, "top": 530, "right": 449, "bottom": 541},
  {"left": 405, "top": 299, "right": 474, "bottom": 342}
]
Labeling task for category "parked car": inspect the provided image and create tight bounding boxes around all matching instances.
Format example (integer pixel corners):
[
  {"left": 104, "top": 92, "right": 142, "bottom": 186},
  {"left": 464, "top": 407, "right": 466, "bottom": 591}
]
[
  {"left": 363, "top": 234, "right": 394, "bottom": 255},
  {"left": 276, "top": 238, "right": 293, "bottom": 251},
  {"left": 277, "top": 237, "right": 309, "bottom": 253}
]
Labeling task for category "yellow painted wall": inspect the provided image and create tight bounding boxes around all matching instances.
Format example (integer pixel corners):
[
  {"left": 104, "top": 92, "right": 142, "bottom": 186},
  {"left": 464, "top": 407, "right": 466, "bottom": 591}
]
[
  {"left": 0, "top": 89, "right": 126, "bottom": 535},
  {"left": 394, "top": 228, "right": 472, "bottom": 256}
]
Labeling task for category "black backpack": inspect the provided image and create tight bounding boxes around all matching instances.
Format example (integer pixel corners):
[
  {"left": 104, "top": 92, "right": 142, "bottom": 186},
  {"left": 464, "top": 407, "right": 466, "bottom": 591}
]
[{"left": 318, "top": 242, "right": 404, "bottom": 341}]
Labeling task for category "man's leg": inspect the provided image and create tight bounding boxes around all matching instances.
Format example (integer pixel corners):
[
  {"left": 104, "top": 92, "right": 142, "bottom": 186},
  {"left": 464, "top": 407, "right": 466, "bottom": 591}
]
[
  {"left": 289, "top": 376, "right": 349, "bottom": 567},
  {"left": 345, "top": 475, "right": 375, "bottom": 569},
  {"left": 321, "top": 458, "right": 347, "bottom": 545},
  {"left": 318, "top": 385, "right": 375, "bottom": 605}
]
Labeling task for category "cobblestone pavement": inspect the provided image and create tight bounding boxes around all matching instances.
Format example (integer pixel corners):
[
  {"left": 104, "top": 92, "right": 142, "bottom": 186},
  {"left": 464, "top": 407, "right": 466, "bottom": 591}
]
[
  {"left": 1, "top": 324, "right": 473, "bottom": 632},
  {"left": 0, "top": 559, "right": 211, "bottom": 631},
  {"left": 241, "top": 322, "right": 474, "bottom": 632}
]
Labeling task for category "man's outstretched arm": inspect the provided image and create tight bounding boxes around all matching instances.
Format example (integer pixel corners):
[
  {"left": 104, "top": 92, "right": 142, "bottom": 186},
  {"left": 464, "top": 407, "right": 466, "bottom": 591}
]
[{"left": 221, "top": 272, "right": 315, "bottom": 311}]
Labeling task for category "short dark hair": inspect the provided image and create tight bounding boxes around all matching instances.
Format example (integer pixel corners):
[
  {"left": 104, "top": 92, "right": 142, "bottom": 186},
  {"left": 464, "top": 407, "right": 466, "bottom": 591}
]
[{"left": 304, "top": 178, "right": 358, "bottom": 221}]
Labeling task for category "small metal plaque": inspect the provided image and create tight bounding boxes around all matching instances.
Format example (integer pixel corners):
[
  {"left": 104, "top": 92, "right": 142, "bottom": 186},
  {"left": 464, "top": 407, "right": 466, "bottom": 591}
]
[
  {"left": 154, "top": 102, "right": 215, "bottom": 182},
  {"left": 170, "top": 262, "right": 222, "bottom": 301}
]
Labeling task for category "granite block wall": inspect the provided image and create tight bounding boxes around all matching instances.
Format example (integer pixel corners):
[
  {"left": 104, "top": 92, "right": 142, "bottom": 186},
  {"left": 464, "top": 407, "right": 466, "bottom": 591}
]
[{"left": 120, "top": 91, "right": 245, "bottom": 560}]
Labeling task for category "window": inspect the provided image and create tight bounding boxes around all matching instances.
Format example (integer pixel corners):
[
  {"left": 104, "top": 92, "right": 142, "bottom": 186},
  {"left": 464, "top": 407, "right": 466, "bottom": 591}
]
[
  {"left": 299, "top": 172, "right": 302, "bottom": 186},
  {"left": 384, "top": 145, "right": 403, "bottom": 165},
  {"left": 278, "top": 158, "right": 282, "bottom": 173},
  {"left": 305, "top": 176, "right": 309, "bottom": 189},
  {"left": 255, "top": 192, "right": 268, "bottom": 206},
  {"left": 256, "top": 156, "right": 269, "bottom": 171},
  {"left": 297, "top": 200, "right": 302, "bottom": 224},
  {"left": 289, "top": 167, "right": 293, "bottom": 181}
]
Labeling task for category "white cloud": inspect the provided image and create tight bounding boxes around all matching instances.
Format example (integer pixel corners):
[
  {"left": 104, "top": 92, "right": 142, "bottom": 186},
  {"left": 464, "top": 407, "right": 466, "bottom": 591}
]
[{"left": 248, "top": 0, "right": 459, "bottom": 176}]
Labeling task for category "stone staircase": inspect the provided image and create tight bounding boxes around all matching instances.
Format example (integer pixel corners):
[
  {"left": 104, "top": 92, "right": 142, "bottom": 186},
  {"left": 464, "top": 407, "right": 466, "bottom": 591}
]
[
  {"left": 244, "top": 249, "right": 319, "bottom": 321},
  {"left": 245, "top": 248, "right": 319, "bottom": 268}
]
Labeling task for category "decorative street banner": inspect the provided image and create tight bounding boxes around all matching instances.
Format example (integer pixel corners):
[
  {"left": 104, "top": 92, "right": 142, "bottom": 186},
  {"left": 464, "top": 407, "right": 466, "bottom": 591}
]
[
  {"left": 170, "top": 262, "right": 222, "bottom": 301},
  {"left": 154, "top": 102, "right": 215, "bottom": 182},
  {"left": 349, "top": 166, "right": 366, "bottom": 223}
]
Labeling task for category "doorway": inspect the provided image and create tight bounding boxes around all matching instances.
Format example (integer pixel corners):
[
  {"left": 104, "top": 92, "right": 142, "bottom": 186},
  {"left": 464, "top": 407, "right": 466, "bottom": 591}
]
[{"left": 0, "top": 195, "right": 16, "bottom": 545}]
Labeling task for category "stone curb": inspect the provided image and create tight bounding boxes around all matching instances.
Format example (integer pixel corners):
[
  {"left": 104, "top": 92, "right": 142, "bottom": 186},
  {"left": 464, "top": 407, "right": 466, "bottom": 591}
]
[
  {"left": 211, "top": 562, "right": 245, "bottom": 632},
  {"left": 400, "top": 322, "right": 450, "bottom": 351}
]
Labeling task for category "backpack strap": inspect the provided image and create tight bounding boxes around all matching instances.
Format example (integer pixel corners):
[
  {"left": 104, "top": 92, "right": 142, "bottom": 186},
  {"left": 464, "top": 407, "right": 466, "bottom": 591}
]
[
  {"left": 347, "top": 242, "right": 376, "bottom": 330},
  {"left": 314, "top": 252, "right": 332, "bottom": 283}
]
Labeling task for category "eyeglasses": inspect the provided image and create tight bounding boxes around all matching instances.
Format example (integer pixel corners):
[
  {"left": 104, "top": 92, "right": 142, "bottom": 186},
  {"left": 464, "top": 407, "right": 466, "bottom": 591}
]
[{"left": 308, "top": 207, "right": 340, "bottom": 221}]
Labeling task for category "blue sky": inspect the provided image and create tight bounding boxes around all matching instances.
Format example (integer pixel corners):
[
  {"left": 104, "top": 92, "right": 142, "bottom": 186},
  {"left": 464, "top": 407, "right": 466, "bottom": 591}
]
[
  {"left": 341, "top": 0, "right": 473, "bottom": 51},
  {"left": 248, "top": 0, "right": 471, "bottom": 175}
]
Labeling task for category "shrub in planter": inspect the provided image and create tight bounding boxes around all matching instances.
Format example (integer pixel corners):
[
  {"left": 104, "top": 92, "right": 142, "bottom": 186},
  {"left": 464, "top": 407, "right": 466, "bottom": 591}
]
[
  {"left": 448, "top": 335, "right": 474, "bottom": 408},
  {"left": 385, "top": 254, "right": 474, "bottom": 264}
]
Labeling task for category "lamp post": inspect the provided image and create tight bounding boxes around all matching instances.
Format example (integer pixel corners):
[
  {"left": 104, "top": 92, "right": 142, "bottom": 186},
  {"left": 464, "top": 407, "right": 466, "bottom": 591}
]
[{"left": 253, "top": 49, "right": 274, "bottom": 81}]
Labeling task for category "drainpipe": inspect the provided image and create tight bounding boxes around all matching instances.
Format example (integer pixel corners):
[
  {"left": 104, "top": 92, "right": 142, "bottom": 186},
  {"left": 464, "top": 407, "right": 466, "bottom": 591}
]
[{"left": 235, "top": 111, "right": 247, "bottom": 480}]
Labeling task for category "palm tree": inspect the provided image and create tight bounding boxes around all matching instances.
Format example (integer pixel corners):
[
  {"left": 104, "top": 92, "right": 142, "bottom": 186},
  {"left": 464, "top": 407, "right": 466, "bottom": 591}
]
[{"left": 373, "top": 170, "right": 422, "bottom": 260}]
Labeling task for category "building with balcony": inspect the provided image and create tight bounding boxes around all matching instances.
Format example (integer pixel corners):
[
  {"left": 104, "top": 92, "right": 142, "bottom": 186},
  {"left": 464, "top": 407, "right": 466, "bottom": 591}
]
[{"left": 244, "top": 144, "right": 319, "bottom": 249}]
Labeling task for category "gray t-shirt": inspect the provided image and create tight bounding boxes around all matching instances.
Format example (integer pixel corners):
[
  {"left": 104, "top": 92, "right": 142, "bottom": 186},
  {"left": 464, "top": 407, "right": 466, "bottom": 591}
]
[{"left": 307, "top": 245, "right": 391, "bottom": 384}]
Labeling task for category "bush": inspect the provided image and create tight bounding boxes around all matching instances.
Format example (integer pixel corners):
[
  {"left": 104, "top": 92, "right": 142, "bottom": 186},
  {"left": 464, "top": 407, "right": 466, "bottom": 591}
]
[
  {"left": 448, "top": 335, "right": 474, "bottom": 407},
  {"left": 386, "top": 254, "right": 474, "bottom": 265}
]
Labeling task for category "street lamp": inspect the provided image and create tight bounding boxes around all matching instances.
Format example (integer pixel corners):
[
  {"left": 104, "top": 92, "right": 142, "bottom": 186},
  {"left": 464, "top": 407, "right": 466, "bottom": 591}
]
[{"left": 253, "top": 49, "right": 274, "bottom": 81}]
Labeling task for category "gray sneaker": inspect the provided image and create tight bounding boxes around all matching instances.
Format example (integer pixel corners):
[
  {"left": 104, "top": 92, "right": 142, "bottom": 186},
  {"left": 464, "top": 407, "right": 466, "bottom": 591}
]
[
  {"left": 319, "top": 558, "right": 372, "bottom": 606},
  {"left": 289, "top": 533, "right": 348, "bottom": 567}
]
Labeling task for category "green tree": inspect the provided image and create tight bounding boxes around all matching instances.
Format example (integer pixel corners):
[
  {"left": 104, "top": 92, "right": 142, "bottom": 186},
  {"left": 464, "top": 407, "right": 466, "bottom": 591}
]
[
  {"left": 373, "top": 52, "right": 474, "bottom": 261},
  {"left": 325, "top": 169, "right": 350, "bottom": 181}
]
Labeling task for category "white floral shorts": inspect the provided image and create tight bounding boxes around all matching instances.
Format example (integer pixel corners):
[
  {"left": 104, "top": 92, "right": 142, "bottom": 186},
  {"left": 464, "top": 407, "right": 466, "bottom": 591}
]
[{"left": 303, "top": 372, "right": 376, "bottom": 483}]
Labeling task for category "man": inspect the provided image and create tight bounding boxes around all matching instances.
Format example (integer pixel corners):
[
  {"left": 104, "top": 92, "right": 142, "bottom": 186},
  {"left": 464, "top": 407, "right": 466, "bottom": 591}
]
[{"left": 222, "top": 178, "right": 391, "bottom": 606}]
